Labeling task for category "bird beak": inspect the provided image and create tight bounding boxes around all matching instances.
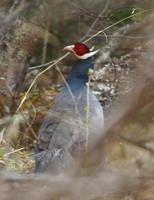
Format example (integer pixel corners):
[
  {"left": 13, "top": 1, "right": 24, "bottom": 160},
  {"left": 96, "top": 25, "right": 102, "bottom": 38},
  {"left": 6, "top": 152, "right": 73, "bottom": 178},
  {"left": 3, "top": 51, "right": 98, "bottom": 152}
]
[{"left": 63, "top": 45, "right": 75, "bottom": 53}]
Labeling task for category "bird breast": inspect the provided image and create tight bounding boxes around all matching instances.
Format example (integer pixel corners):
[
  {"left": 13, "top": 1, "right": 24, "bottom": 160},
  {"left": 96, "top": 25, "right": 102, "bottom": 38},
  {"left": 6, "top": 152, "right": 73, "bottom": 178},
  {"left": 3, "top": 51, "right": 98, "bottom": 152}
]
[{"left": 53, "top": 87, "right": 104, "bottom": 145}]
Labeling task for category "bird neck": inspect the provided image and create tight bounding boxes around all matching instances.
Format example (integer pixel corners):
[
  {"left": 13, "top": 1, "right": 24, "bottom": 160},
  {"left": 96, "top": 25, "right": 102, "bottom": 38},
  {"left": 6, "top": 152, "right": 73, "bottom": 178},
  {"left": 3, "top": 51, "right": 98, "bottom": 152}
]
[
  {"left": 66, "top": 57, "right": 93, "bottom": 87},
  {"left": 59, "top": 57, "right": 93, "bottom": 98}
]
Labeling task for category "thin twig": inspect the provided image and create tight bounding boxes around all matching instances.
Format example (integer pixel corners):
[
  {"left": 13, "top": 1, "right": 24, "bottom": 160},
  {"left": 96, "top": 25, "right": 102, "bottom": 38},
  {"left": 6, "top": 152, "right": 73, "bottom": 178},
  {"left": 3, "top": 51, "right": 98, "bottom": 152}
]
[
  {"left": 4, "top": 147, "right": 25, "bottom": 157},
  {"left": 85, "top": 69, "right": 95, "bottom": 155},
  {"left": 55, "top": 65, "right": 78, "bottom": 112},
  {"left": 0, "top": 77, "right": 14, "bottom": 97},
  {"left": 16, "top": 9, "right": 150, "bottom": 112},
  {"left": 89, "top": 34, "right": 154, "bottom": 40},
  {"left": 21, "top": 103, "right": 37, "bottom": 139},
  {"left": 84, "top": 9, "right": 149, "bottom": 43},
  {"left": 16, "top": 52, "right": 70, "bottom": 112},
  {"left": 85, "top": 73, "right": 90, "bottom": 154},
  {"left": 55, "top": 65, "right": 83, "bottom": 124},
  {"left": 80, "top": 0, "right": 111, "bottom": 41},
  {"left": 41, "top": 20, "right": 50, "bottom": 65},
  {"left": 69, "top": 1, "right": 106, "bottom": 20},
  {"left": 28, "top": 60, "right": 56, "bottom": 71},
  {"left": 2, "top": 0, "right": 28, "bottom": 26},
  {"left": 0, "top": 128, "right": 5, "bottom": 144}
]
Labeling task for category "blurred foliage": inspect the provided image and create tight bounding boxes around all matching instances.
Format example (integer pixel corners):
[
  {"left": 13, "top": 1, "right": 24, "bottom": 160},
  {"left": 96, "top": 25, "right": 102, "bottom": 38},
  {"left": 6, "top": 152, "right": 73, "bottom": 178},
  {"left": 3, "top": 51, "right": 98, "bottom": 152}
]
[
  {"left": 5, "top": 150, "right": 34, "bottom": 173},
  {"left": 109, "top": 7, "right": 142, "bottom": 24}
]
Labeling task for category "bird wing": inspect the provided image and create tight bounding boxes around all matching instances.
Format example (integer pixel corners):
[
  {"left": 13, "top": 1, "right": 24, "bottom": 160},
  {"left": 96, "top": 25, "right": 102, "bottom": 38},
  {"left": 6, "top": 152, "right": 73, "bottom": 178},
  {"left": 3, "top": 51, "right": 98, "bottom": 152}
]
[
  {"left": 35, "top": 110, "right": 86, "bottom": 172},
  {"left": 35, "top": 110, "right": 62, "bottom": 153}
]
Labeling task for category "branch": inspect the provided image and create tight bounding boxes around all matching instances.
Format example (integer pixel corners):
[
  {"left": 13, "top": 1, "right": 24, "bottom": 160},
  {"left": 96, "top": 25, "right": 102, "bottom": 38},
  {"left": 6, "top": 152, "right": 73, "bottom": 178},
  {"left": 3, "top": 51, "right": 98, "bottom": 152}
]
[
  {"left": 16, "top": 52, "right": 70, "bottom": 112},
  {"left": 16, "top": 9, "right": 150, "bottom": 112},
  {"left": 80, "top": 0, "right": 111, "bottom": 41}
]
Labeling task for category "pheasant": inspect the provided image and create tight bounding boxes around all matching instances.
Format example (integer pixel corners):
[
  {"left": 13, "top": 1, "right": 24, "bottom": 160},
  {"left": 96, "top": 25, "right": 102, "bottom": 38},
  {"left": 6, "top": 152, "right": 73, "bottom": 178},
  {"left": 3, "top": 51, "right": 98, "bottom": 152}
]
[{"left": 35, "top": 43, "right": 104, "bottom": 173}]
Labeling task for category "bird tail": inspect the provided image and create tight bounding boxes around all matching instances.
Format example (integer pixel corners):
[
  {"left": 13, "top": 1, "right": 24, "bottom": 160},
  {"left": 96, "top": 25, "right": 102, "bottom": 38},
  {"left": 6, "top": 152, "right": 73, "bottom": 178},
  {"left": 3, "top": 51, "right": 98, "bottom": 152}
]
[{"left": 35, "top": 148, "right": 73, "bottom": 173}]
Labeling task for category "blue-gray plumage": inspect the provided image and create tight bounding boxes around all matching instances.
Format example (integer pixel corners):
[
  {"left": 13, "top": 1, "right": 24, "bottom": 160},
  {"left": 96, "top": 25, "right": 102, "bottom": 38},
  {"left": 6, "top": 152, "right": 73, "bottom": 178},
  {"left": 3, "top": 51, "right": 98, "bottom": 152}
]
[{"left": 35, "top": 43, "right": 104, "bottom": 173}]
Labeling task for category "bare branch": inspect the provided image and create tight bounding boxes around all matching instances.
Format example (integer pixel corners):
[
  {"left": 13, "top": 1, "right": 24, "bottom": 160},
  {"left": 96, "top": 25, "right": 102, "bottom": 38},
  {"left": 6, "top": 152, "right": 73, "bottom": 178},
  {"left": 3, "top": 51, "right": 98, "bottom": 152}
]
[
  {"left": 16, "top": 9, "right": 150, "bottom": 112},
  {"left": 80, "top": 0, "right": 111, "bottom": 41},
  {"left": 16, "top": 52, "right": 70, "bottom": 112}
]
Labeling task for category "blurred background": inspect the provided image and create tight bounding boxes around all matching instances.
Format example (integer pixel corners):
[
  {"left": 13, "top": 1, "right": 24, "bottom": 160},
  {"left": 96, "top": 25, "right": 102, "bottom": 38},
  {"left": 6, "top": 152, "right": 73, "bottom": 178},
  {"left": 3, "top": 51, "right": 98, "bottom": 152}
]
[{"left": 0, "top": 0, "right": 154, "bottom": 199}]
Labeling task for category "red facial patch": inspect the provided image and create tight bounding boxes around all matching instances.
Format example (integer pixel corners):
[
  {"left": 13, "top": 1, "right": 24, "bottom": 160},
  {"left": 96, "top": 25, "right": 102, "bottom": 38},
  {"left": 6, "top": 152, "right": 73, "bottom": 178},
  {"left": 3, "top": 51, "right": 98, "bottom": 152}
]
[{"left": 73, "top": 43, "right": 90, "bottom": 56}]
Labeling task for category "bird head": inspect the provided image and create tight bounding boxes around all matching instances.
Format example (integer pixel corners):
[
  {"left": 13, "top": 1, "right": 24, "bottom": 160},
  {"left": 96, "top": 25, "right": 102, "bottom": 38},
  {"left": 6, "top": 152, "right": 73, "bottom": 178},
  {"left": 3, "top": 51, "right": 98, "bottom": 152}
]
[{"left": 63, "top": 43, "right": 99, "bottom": 59}]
